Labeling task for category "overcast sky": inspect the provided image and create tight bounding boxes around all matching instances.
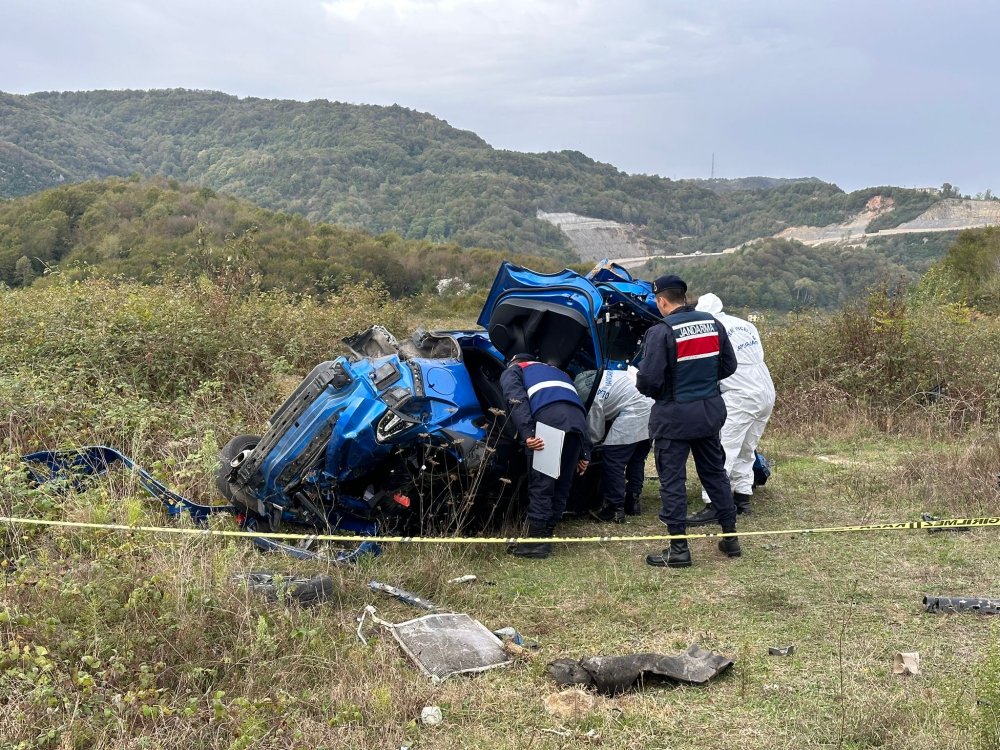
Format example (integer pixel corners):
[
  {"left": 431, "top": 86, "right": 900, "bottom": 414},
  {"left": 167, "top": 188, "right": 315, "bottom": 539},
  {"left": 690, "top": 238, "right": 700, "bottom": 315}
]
[{"left": 4, "top": 0, "right": 997, "bottom": 193}]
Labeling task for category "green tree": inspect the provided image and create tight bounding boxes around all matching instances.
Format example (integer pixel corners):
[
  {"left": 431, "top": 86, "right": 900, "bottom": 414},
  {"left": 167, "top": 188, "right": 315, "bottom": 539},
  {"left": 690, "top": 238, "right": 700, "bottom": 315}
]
[
  {"left": 793, "top": 277, "right": 819, "bottom": 304},
  {"left": 940, "top": 226, "right": 1000, "bottom": 311},
  {"left": 14, "top": 255, "right": 35, "bottom": 286}
]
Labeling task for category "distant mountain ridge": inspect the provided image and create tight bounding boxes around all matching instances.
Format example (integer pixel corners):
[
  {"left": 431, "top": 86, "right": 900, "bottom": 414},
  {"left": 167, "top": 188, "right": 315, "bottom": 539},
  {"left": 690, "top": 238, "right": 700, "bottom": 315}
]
[{"left": 0, "top": 89, "right": 945, "bottom": 258}]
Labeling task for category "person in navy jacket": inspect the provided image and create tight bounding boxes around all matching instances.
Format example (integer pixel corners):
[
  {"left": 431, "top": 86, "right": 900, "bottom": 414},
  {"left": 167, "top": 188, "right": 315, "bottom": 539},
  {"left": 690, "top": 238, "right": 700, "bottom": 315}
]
[
  {"left": 636, "top": 275, "right": 741, "bottom": 568},
  {"left": 500, "top": 354, "right": 591, "bottom": 558}
]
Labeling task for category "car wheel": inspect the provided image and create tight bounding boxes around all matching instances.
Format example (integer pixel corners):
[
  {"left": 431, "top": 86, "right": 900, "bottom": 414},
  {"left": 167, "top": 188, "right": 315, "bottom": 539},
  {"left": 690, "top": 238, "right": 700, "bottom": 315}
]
[{"left": 215, "top": 434, "right": 261, "bottom": 502}]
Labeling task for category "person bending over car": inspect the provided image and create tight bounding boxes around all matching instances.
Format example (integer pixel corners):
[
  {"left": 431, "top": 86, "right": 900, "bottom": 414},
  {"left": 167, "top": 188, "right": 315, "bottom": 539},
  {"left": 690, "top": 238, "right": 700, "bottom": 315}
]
[
  {"left": 500, "top": 353, "right": 591, "bottom": 559},
  {"left": 636, "top": 275, "right": 741, "bottom": 568},
  {"left": 574, "top": 367, "right": 653, "bottom": 523}
]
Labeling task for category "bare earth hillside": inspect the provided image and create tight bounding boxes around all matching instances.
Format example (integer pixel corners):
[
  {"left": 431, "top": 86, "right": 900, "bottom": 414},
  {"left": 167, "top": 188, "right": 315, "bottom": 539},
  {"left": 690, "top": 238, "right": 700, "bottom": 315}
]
[
  {"left": 535, "top": 211, "right": 651, "bottom": 262},
  {"left": 551, "top": 198, "right": 1000, "bottom": 267},
  {"left": 776, "top": 198, "right": 1000, "bottom": 247}
]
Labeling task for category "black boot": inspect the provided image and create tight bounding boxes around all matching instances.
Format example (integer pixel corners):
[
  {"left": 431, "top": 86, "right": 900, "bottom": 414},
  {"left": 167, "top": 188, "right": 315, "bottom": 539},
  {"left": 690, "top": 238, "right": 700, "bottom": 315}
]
[
  {"left": 646, "top": 540, "right": 692, "bottom": 568},
  {"left": 508, "top": 539, "right": 552, "bottom": 558},
  {"left": 734, "top": 492, "right": 752, "bottom": 516},
  {"left": 624, "top": 492, "right": 642, "bottom": 516},
  {"left": 509, "top": 524, "right": 552, "bottom": 559},
  {"left": 590, "top": 503, "right": 625, "bottom": 523},
  {"left": 718, "top": 535, "right": 742, "bottom": 558},
  {"left": 685, "top": 504, "right": 719, "bottom": 526}
]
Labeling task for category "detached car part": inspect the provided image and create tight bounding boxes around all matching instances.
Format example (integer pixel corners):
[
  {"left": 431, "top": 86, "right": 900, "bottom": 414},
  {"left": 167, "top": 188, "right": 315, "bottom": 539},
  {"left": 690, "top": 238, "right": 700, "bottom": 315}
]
[
  {"left": 20, "top": 445, "right": 382, "bottom": 564},
  {"left": 548, "top": 643, "right": 735, "bottom": 695},
  {"left": 923, "top": 595, "right": 1000, "bottom": 614},
  {"left": 235, "top": 571, "right": 336, "bottom": 607}
]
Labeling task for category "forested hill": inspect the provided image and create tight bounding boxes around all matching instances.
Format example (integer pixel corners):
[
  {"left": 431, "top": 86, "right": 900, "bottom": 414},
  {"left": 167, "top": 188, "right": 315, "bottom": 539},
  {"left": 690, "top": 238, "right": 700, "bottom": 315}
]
[
  {"left": 688, "top": 176, "right": 828, "bottom": 194},
  {"left": 0, "top": 176, "right": 560, "bottom": 294},
  {"left": 0, "top": 89, "right": 938, "bottom": 257}
]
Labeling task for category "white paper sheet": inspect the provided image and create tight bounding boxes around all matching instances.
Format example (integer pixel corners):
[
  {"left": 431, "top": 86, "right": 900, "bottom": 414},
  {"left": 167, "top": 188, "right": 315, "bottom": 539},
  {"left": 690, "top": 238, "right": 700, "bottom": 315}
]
[{"left": 532, "top": 422, "right": 565, "bottom": 479}]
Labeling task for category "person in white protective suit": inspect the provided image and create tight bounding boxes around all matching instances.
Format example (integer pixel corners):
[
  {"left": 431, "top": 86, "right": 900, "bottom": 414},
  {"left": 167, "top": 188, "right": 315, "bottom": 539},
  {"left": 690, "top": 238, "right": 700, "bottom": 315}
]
[
  {"left": 686, "top": 293, "right": 775, "bottom": 525},
  {"left": 574, "top": 367, "right": 653, "bottom": 523}
]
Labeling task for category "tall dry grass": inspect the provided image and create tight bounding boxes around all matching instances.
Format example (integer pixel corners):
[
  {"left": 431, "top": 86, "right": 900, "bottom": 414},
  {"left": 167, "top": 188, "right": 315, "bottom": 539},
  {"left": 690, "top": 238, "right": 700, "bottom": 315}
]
[{"left": 765, "top": 284, "right": 1000, "bottom": 436}]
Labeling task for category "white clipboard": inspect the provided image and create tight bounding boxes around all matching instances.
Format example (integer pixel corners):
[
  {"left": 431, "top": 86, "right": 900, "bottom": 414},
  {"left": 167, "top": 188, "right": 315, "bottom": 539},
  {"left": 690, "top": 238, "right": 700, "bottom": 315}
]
[{"left": 532, "top": 422, "right": 565, "bottom": 479}]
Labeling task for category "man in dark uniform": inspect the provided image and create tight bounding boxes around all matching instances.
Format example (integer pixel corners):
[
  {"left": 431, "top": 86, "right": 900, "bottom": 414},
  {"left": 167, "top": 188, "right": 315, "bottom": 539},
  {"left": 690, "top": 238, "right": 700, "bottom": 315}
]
[
  {"left": 500, "top": 354, "right": 591, "bottom": 558},
  {"left": 636, "top": 275, "right": 741, "bottom": 568}
]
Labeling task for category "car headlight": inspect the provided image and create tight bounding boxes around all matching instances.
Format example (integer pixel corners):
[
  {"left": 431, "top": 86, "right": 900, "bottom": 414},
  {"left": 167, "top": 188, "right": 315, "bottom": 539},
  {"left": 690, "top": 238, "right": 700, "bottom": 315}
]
[{"left": 376, "top": 409, "right": 418, "bottom": 443}]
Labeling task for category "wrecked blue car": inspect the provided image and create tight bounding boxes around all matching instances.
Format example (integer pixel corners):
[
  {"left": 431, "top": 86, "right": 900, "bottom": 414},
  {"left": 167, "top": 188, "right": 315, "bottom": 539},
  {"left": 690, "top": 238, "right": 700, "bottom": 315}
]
[{"left": 214, "top": 261, "right": 661, "bottom": 543}]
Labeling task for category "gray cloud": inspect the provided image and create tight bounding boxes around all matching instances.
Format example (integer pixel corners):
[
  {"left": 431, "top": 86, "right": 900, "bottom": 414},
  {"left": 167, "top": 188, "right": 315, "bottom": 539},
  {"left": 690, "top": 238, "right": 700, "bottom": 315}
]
[{"left": 2, "top": 0, "right": 997, "bottom": 193}]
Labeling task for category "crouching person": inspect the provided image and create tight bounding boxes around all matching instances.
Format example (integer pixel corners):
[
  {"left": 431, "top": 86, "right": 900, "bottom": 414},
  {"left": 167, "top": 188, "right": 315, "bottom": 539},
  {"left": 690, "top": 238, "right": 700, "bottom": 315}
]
[
  {"left": 574, "top": 368, "right": 653, "bottom": 522},
  {"left": 500, "top": 353, "right": 591, "bottom": 558}
]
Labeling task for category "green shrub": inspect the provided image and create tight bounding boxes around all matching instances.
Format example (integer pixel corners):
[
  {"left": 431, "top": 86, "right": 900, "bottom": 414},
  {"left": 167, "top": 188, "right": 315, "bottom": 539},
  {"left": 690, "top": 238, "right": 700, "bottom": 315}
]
[
  {"left": 940, "top": 226, "right": 1000, "bottom": 313},
  {"left": 766, "top": 283, "right": 1000, "bottom": 430},
  {"left": 0, "top": 276, "right": 404, "bottom": 456}
]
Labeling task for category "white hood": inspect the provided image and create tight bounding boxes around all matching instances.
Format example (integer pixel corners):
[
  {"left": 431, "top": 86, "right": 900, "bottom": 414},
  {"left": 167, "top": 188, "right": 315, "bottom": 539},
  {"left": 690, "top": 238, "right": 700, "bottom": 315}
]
[{"left": 696, "top": 293, "right": 724, "bottom": 315}]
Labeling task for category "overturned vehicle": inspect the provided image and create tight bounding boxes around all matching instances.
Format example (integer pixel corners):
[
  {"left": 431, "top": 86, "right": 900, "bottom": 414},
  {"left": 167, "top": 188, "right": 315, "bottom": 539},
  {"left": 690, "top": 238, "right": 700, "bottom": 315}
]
[{"left": 215, "top": 262, "right": 661, "bottom": 552}]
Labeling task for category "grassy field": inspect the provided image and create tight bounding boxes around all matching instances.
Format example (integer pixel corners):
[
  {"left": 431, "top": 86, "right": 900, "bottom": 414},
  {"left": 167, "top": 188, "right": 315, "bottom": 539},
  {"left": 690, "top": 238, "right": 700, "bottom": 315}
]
[
  {"left": 1, "top": 278, "right": 999, "bottom": 749},
  {"left": 2, "top": 424, "right": 998, "bottom": 750}
]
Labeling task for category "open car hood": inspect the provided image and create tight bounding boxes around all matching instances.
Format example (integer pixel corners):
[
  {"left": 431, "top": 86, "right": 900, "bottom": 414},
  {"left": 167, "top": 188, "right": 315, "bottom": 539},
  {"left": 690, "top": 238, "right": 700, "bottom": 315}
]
[
  {"left": 477, "top": 260, "right": 660, "bottom": 370},
  {"left": 477, "top": 262, "right": 604, "bottom": 369}
]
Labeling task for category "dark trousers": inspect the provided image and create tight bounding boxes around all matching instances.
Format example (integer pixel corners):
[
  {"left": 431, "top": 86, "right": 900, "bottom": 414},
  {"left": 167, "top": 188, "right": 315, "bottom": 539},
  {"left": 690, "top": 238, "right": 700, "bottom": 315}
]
[
  {"left": 526, "top": 432, "right": 584, "bottom": 531},
  {"left": 626, "top": 438, "right": 651, "bottom": 501},
  {"left": 602, "top": 439, "right": 651, "bottom": 510},
  {"left": 655, "top": 436, "right": 737, "bottom": 535}
]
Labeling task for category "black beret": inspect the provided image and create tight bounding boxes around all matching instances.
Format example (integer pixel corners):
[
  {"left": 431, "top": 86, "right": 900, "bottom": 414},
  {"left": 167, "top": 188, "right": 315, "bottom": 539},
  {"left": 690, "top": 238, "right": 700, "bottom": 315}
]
[{"left": 652, "top": 274, "right": 687, "bottom": 294}]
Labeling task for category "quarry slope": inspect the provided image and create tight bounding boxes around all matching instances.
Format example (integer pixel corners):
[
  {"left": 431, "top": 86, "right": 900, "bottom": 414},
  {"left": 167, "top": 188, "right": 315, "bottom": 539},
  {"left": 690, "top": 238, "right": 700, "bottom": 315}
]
[{"left": 541, "top": 198, "right": 1000, "bottom": 268}]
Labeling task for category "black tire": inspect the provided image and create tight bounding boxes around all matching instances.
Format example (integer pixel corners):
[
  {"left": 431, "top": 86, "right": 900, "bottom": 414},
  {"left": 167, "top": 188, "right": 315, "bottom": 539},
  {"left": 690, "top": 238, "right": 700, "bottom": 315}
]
[
  {"left": 215, "top": 434, "right": 261, "bottom": 502},
  {"left": 237, "top": 570, "right": 336, "bottom": 607},
  {"left": 288, "top": 575, "right": 336, "bottom": 607}
]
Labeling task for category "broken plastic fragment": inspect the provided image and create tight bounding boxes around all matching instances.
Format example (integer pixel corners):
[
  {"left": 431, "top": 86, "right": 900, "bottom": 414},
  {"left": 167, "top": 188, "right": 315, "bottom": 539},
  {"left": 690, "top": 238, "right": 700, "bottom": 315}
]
[
  {"left": 922, "top": 513, "right": 972, "bottom": 533},
  {"left": 234, "top": 571, "right": 335, "bottom": 607},
  {"left": 548, "top": 644, "right": 733, "bottom": 695},
  {"left": 892, "top": 652, "right": 921, "bottom": 676},
  {"left": 420, "top": 706, "right": 443, "bottom": 726},
  {"left": 368, "top": 581, "right": 440, "bottom": 612},
  {"left": 923, "top": 595, "right": 1000, "bottom": 614}
]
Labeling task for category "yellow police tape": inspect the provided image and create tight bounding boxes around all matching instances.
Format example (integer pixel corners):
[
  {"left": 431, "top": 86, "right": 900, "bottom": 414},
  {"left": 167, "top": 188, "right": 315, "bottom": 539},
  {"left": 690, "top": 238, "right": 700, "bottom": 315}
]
[{"left": 0, "top": 514, "right": 997, "bottom": 545}]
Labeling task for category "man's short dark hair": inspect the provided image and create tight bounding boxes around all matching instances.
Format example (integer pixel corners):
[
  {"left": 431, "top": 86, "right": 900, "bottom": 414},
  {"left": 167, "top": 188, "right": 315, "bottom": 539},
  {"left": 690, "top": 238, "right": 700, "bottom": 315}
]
[{"left": 658, "top": 286, "right": 688, "bottom": 305}]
